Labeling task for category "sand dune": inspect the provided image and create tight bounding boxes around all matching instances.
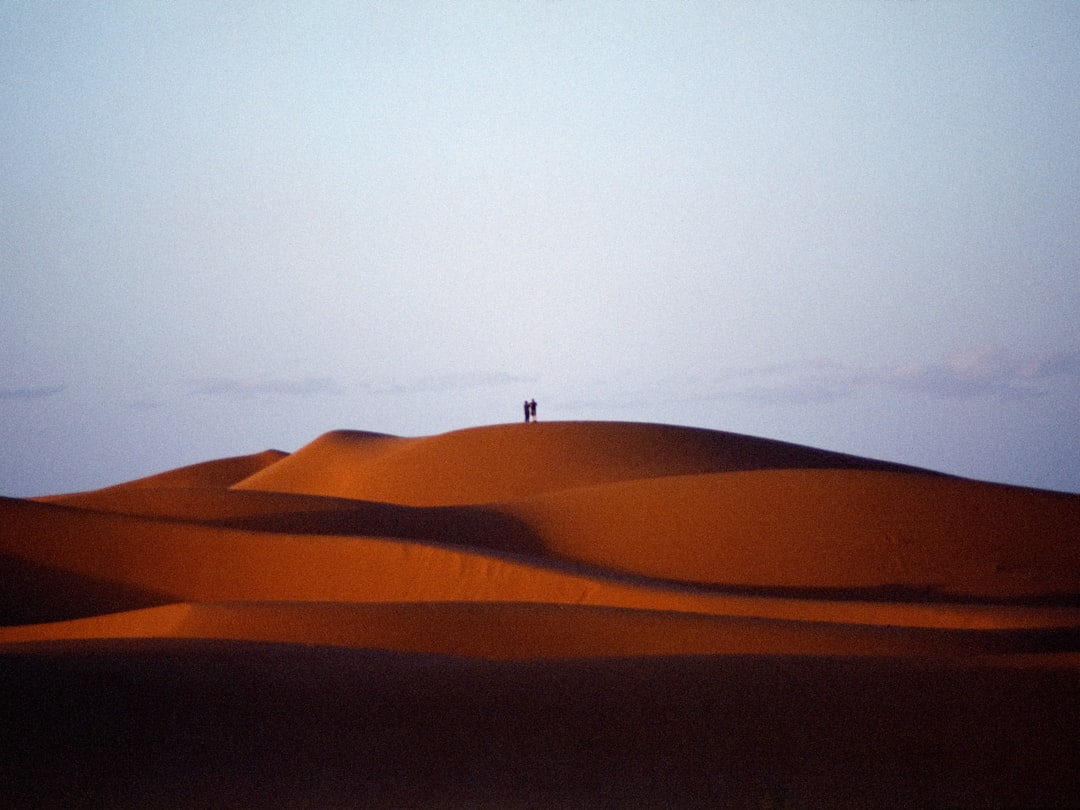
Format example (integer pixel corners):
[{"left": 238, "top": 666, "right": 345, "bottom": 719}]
[
  {"left": 2, "top": 420, "right": 1078, "bottom": 807},
  {"left": 503, "top": 468, "right": 1080, "bottom": 598},
  {"left": 232, "top": 421, "right": 933, "bottom": 504}
]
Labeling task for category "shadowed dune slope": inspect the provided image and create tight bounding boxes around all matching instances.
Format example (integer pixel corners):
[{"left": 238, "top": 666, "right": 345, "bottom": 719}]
[
  {"left": 232, "top": 421, "right": 935, "bottom": 505},
  {"left": 4, "top": 642, "right": 1077, "bottom": 809}
]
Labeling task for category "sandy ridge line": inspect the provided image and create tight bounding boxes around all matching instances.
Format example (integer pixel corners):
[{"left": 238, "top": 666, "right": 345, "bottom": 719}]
[
  {"left": 30, "top": 486, "right": 394, "bottom": 523},
  {"left": 1, "top": 601, "right": 1076, "bottom": 662},
  {"left": 230, "top": 421, "right": 938, "bottom": 506}
]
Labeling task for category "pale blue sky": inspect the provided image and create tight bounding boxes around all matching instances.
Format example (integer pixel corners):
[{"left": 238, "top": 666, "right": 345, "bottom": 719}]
[{"left": 3, "top": 1, "right": 1079, "bottom": 496}]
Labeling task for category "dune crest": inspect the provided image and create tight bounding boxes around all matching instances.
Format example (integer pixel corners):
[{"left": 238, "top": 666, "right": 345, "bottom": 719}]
[{"left": 232, "top": 420, "right": 934, "bottom": 505}]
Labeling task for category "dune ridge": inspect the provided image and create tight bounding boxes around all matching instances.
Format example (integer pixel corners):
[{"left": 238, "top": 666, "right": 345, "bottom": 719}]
[
  {"left": 231, "top": 421, "right": 937, "bottom": 505},
  {"left": 3, "top": 420, "right": 1078, "bottom": 807}
]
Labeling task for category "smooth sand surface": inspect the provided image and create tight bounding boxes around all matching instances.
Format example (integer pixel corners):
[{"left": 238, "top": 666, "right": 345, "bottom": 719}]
[{"left": 3, "top": 421, "right": 1078, "bottom": 807}]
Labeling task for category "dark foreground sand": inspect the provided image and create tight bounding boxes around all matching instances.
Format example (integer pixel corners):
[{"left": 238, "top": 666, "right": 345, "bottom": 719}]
[{"left": 2, "top": 421, "right": 1078, "bottom": 808}]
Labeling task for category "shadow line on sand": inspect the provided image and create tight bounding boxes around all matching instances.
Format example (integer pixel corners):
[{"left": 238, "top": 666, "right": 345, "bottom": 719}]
[
  {"left": 166, "top": 505, "right": 1080, "bottom": 609},
  {"left": 200, "top": 502, "right": 547, "bottom": 558},
  {"left": 577, "top": 576, "right": 1080, "bottom": 608},
  {"left": 0, "top": 553, "right": 176, "bottom": 626}
]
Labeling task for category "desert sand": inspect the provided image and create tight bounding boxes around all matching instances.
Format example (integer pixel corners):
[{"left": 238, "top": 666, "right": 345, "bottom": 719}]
[{"left": 2, "top": 421, "right": 1078, "bottom": 808}]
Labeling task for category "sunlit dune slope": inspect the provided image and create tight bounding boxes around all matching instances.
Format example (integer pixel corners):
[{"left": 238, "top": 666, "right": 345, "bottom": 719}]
[
  {"left": 502, "top": 469, "right": 1080, "bottom": 599},
  {"left": 232, "top": 421, "right": 933, "bottom": 505},
  {"left": 4, "top": 492, "right": 1075, "bottom": 635},
  {"left": 0, "top": 495, "right": 591, "bottom": 607}
]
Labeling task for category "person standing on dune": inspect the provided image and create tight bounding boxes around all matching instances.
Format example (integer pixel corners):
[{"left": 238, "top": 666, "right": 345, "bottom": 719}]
[
  {"left": 524, "top": 400, "right": 531, "bottom": 423},
  {"left": 530, "top": 399, "right": 537, "bottom": 422}
]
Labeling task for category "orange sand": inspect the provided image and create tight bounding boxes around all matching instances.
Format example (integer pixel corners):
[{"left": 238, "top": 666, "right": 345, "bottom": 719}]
[{"left": 2, "top": 421, "right": 1078, "bottom": 807}]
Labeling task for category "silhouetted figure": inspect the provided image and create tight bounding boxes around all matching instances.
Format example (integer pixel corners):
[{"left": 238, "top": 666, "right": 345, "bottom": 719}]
[
  {"left": 529, "top": 399, "right": 537, "bottom": 422},
  {"left": 524, "top": 400, "right": 531, "bottom": 423}
]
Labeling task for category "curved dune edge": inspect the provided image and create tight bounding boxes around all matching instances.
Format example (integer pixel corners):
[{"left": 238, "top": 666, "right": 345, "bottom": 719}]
[
  {"left": 29, "top": 485, "right": 393, "bottom": 524},
  {"left": 3, "top": 496, "right": 1077, "bottom": 633},
  {"left": 1, "top": 602, "right": 1077, "bottom": 662},
  {"left": 231, "top": 421, "right": 935, "bottom": 505},
  {"left": 501, "top": 467, "right": 1080, "bottom": 596},
  {"left": 29, "top": 470, "right": 1080, "bottom": 602}
]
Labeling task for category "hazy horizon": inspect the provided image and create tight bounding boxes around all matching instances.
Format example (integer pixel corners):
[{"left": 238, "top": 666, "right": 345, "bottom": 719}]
[{"left": 3, "top": 2, "right": 1079, "bottom": 496}]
